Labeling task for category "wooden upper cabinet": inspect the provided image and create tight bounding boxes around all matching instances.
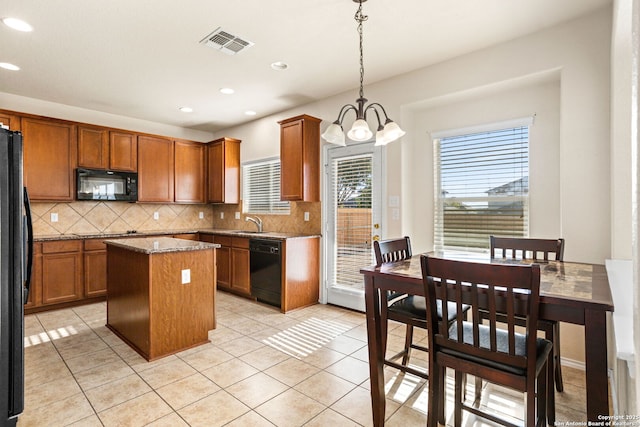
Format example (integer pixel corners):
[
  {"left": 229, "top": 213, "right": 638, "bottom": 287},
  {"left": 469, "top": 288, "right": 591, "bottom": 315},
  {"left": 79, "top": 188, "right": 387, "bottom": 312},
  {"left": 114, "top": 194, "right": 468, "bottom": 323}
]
[
  {"left": 207, "top": 137, "right": 241, "bottom": 204},
  {"left": 78, "top": 127, "right": 137, "bottom": 171},
  {"left": 78, "top": 126, "right": 109, "bottom": 169},
  {"left": 22, "top": 117, "right": 77, "bottom": 201},
  {"left": 137, "top": 135, "right": 174, "bottom": 202},
  {"left": 174, "top": 139, "right": 206, "bottom": 203},
  {"left": 0, "top": 111, "right": 21, "bottom": 131},
  {"left": 110, "top": 131, "right": 137, "bottom": 172},
  {"left": 278, "top": 114, "right": 321, "bottom": 202}
]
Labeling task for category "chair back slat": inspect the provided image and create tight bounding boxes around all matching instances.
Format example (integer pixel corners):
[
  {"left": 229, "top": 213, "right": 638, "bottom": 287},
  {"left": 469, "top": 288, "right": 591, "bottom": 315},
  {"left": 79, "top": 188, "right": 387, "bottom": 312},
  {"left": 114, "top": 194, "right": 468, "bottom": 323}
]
[
  {"left": 374, "top": 236, "right": 412, "bottom": 266},
  {"left": 490, "top": 236, "right": 564, "bottom": 261},
  {"left": 422, "top": 255, "right": 541, "bottom": 370}
]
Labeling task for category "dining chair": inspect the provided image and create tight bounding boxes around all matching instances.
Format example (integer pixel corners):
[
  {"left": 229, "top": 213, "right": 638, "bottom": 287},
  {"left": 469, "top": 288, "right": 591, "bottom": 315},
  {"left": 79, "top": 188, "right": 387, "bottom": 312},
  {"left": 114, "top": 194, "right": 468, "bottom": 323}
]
[
  {"left": 420, "top": 254, "right": 553, "bottom": 427},
  {"left": 374, "top": 237, "right": 428, "bottom": 378},
  {"left": 488, "top": 236, "right": 565, "bottom": 393},
  {"left": 374, "top": 237, "right": 468, "bottom": 380}
]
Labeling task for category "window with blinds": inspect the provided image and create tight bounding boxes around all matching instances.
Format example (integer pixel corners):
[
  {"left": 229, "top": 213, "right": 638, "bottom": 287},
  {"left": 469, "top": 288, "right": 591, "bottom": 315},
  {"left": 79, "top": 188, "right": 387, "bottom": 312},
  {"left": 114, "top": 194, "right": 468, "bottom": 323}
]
[
  {"left": 434, "top": 125, "right": 529, "bottom": 251},
  {"left": 331, "top": 154, "right": 373, "bottom": 289},
  {"left": 242, "top": 159, "right": 290, "bottom": 214}
]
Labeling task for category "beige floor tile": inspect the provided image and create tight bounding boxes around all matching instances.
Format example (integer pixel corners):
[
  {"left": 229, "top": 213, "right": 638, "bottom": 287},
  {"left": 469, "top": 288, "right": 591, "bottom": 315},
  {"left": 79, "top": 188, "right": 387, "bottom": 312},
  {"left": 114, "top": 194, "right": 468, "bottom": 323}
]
[
  {"left": 301, "top": 346, "right": 346, "bottom": 369},
  {"left": 53, "top": 335, "right": 109, "bottom": 359},
  {"left": 84, "top": 374, "right": 152, "bottom": 412},
  {"left": 325, "top": 334, "right": 367, "bottom": 355},
  {"left": 23, "top": 374, "right": 82, "bottom": 411},
  {"left": 179, "top": 344, "right": 234, "bottom": 371},
  {"left": 66, "top": 414, "right": 104, "bottom": 427},
  {"left": 64, "top": 346, "right": 122, "bottom": 374},
  {"left": 24, "top": 356, "right": 71, "bottom": 386},
  {"left": 178, "top": 390, "right": 250, "bottom": 427},
  {"left": 240, "top": 345, "right": 291, "bottom": 370},
  {"left": 98, "top": 391, "right": 174, "bottom": 427},
  {"left": 18, "top": 393, "right": 94, "bottom": 427},
  {"left": 156, "top": 372, "right": 221, "bottom": 410},
  {"left": 137, "top": 358, "right": 197, "bottom": 389},
  {"left": 208, "top": 325, "right": 245, "bottom": 345},
  {"left": 74, "top": 359, "right": 134, "bottom": 391},
  {"left": 385, "top": 405, "right": 428, "bottom": 426},
  {"left": 294, "top": 371, "right": 357, "bottom": 406},
  {"left": 145, "top": 412, "right": 190, "bottom": 426},
  {"left": 304, "top": 408, "right": 362, "bottom": 426},
  {"left": 255, "top": 388, "right": 326, "bottom": 427},
  {"left": 331, "top": 386, "right": 401, "bottom": 427},
  {"left": 227, "top": 372, "right": 289, "bottom": 408},
  {"left": 224, "top": 410, "right": 276, "bottom": 426},
  {"left": 264, "top": 357, "right": 320, "bottom": 387},
  {"left": 325, "top": 355, "right": 371, "bottom": 385},
  {"left": 201, "top": 358, "right": 260, "bottom": 388},
  {"left": 223, "top": 336, "right": 266, "bottom": 357}
]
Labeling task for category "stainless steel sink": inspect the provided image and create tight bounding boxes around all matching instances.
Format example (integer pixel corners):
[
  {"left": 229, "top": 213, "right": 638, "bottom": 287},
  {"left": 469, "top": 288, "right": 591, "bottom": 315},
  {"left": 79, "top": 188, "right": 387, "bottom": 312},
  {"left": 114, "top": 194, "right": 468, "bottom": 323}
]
[{"left": 231, "top": 230, "right": 267, "bottom": 234}]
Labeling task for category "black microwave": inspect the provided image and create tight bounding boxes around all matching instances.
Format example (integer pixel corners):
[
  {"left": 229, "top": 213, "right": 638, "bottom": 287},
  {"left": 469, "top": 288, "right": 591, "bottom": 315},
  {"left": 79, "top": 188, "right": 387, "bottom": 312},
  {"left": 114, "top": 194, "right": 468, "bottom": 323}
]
[{"left": 76, "top": 168, "right": 138, "bottom": 201}]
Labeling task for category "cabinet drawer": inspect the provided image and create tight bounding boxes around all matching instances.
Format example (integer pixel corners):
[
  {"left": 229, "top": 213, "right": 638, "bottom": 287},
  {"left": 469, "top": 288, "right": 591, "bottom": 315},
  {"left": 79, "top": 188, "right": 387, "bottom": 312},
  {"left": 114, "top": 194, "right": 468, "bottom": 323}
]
[
  {"left": 231, "top": 237, "right": 250, "bottom": 249},
  {"left": 42, "top": 240, "right": 82, "bottom": 254},
  {"left": 214, "top": 235, "right": 232, "bottom": 246},
  {"left": 84, "top": 239, "right": 107, "bottom": 251}
]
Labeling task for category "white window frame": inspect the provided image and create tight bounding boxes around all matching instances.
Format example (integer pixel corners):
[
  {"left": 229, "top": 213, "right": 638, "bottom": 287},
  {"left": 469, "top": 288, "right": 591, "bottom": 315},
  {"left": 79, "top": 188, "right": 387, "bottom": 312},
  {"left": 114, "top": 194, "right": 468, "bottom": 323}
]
[
  {"left": 432, "top": 117, "right": 533, "bottom": 252},
  {"left": 242, "top": 157, "right": 290, "bottom": 215}
]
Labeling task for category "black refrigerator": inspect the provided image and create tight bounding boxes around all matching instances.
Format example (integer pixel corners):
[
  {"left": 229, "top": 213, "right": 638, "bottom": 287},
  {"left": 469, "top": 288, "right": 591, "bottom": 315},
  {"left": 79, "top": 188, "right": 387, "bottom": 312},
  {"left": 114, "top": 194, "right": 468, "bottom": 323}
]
[{"left": 0, "top": 127, "right": 32, "bottom": 426}]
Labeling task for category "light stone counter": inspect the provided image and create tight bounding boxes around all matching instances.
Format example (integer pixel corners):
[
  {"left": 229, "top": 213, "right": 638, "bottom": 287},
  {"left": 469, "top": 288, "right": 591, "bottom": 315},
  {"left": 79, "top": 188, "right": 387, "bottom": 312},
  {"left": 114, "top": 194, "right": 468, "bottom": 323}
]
[{"left": 104, "top": 237, "right": 219, "bottom": 254}]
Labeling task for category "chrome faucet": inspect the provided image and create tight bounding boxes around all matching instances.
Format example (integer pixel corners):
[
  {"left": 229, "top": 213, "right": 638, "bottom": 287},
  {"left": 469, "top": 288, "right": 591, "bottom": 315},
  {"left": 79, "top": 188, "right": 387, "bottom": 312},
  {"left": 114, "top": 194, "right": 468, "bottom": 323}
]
[{"left": 245, "top": 216, "right": 263, "bottom": 232}]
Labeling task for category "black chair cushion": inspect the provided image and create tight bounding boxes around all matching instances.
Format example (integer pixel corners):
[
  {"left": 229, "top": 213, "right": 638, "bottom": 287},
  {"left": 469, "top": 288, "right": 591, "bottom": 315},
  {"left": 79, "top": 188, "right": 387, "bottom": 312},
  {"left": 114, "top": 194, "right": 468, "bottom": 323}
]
[
  {"left": 388, "top": 295, "right": 467, "bottom": 323},
  {"left": 442, "top": 322, "right": 552, "bottom": 375}
]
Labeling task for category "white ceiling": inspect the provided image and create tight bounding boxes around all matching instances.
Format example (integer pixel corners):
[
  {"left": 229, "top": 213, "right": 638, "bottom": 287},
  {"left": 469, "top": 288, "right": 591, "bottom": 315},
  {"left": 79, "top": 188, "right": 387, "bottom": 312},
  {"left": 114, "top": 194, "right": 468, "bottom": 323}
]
[{"left": 1, "top": 0, "right": 611, "bottom": 134}]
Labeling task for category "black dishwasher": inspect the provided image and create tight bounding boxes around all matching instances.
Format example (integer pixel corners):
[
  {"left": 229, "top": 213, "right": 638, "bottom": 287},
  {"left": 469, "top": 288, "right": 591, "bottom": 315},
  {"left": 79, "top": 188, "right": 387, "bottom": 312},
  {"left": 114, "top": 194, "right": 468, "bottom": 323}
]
[{"left": 249, "top": 239, "right": 282, "bottom": 308}]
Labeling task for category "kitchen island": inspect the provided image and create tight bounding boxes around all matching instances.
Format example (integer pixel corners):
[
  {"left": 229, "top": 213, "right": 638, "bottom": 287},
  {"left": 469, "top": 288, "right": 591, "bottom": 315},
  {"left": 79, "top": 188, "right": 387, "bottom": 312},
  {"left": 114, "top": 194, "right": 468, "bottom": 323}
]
[{"left": 104, "top": 237, "right": 219, "bottom": 361}]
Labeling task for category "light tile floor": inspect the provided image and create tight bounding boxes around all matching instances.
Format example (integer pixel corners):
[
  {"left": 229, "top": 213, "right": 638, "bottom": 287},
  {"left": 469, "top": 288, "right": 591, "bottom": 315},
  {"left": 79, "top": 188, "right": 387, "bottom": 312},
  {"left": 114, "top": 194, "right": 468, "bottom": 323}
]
[{"left": 19, "top": 292, "right": 588, "bottom": 426}]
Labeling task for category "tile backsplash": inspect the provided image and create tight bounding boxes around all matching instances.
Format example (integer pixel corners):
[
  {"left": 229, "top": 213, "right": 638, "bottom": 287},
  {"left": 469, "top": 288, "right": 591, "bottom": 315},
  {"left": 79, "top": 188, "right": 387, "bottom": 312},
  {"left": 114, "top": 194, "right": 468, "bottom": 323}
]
[{"left": 31, "top": 201, "right": 321, "bottom": 236}]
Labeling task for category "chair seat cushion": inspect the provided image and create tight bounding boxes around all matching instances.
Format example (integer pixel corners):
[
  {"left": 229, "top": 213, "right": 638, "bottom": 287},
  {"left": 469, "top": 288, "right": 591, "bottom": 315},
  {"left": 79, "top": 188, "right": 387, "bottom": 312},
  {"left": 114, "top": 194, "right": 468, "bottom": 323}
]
[
  {"left": 442, "top": 322, "right": 552, "bottom": 375},
  {"left": 388, "top": 295, "right": 467, "bottom": 322}
]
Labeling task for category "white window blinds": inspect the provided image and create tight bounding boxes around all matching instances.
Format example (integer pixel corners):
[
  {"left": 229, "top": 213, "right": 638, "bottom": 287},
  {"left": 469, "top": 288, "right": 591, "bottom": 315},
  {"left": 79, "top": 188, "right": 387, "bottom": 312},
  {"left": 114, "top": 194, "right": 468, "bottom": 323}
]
[
  {"left": 434, "top": 125, "right": 529, "bottom": 251},
  {"left": 331, "top": 154, "right": 373, "bottom": 289},
  {"left": 242, "top": 159, "right": 290, "bottom": 215}
]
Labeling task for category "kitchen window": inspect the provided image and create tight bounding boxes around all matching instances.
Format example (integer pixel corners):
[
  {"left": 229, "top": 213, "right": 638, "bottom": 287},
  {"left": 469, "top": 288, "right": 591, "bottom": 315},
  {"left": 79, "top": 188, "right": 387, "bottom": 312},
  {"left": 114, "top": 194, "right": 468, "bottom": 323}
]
[
  {"left": 242, "top": 158, "right": 290, "bottom": 215},
  {"left": 433, "top": 119, "right": 531, "bottom": 251}
]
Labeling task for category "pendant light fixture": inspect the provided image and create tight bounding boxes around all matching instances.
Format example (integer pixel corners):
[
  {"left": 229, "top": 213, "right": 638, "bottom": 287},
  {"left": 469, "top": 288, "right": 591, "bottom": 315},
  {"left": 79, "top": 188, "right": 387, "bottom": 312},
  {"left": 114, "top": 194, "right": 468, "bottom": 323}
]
[{"left": 322, "top": 0, "right": 405, "bottom": 146}]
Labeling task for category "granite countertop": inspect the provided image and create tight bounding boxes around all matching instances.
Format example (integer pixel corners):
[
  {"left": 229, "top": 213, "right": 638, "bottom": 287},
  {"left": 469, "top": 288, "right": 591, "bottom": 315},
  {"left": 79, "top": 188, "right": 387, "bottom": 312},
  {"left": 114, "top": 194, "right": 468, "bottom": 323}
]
[
  {"left": 103, "top": 237, "right": 220, "bottom": 254},
  {"left": 34, "top": 229, "right": 321, "bottom": 242}
]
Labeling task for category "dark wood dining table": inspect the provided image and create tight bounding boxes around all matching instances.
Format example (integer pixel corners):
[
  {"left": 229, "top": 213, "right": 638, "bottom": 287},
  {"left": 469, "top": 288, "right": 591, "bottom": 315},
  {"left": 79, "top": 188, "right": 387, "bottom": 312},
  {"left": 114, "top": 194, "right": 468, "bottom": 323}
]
[{"left": 360, "top": 251, "right": 614, "bottom": 426}]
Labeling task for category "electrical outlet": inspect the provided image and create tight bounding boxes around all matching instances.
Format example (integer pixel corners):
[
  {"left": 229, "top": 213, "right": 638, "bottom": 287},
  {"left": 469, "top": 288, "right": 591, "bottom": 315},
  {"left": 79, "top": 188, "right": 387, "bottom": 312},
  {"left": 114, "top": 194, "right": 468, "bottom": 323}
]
[
  {"left": 153, "top": 211, "right": 159, "bottom": 220},
  {"left": 220, "top": 212, "right": 224, "bottom": 219},
  {"left": 235, "top": 212, "right": 240, "bottom": 220},
  {"left": 181, "top": 269, "right": 191, "bottom": 284},
  {"left": 50, "top": 213, "right": 58, "bottom": 223},
  {"left": 392, "top": 208, "right": 400, "bottom": 220},
  {"left": 199, "top": 212, "right": 204, "bottom": 219},
  {"left": 304, "top": 212, "right": 310, "bottom": 221},
  {"left": 153, "top": 241, "right": 159, "bottom": 250}
]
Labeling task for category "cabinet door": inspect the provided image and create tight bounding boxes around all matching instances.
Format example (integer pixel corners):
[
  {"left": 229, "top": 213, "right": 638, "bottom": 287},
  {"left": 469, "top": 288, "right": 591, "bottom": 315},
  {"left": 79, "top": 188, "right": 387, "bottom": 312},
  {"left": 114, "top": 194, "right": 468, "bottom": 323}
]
[
  {"left": 216, "top": 246, "right": 231, "bottom": 289},
  {"left": 78, "top": 126, "right": 109, "bottom": 169},
  {"left": 84, "top": 239, "right": 107, "bottom": 298},
  {"left": 42, "top": 251, "right": 83, "bottom": 305},
  {"left": 22, "top": 117, "right": 77, "bottom": 201},
  {"left": 110, "top": 131, "right": 137, "bottom": 171},
  {"left": 0, "top": 112, "right": 21, "bottom": 131},
  {"left": 280, "top": 119, "right": 304, "bottom": 201},
  {"left": 175, "top": 140, "right": 205, "bottom": 203},
  {"left": 207, "top": 138, "right": 240, "bottom": 204},
  {"left": 138, "top": 135, "right": 174, "bottom": 202},
  {"left": 231, "top": 248, "right": 250, "bottom": 294}
]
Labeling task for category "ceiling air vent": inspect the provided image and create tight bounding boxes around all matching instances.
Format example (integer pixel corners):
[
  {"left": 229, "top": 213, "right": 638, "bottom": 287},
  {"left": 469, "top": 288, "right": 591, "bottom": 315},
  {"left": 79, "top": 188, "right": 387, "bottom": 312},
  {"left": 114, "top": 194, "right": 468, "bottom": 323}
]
[{"left": 200, "top": 27, "right": 254, "bottom": 55}]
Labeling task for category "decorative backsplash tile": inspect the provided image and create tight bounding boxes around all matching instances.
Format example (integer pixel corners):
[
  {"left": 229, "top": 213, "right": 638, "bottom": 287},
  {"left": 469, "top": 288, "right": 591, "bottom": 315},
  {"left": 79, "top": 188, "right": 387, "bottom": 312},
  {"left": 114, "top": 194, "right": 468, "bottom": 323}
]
[{"left": 31, "top": 201, "right": 322, "bottom": 236}]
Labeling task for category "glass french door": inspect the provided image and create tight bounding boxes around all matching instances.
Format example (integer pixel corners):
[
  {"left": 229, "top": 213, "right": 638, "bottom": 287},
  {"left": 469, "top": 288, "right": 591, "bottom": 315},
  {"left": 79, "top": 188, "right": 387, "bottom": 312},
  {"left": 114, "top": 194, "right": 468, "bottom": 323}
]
[{"left": 324, "top": 142, "right": 382, "bottom": 312}]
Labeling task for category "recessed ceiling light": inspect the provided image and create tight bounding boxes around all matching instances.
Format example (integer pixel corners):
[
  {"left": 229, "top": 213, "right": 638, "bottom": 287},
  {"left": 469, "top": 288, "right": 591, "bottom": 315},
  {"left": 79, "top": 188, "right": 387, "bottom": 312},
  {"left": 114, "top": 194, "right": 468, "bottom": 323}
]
[
  {"left": 2, "top": 17, "right": 33, "bottom": 32},
  {"left": 0, "top": 62, "right": 20, "bottom": 71},
  {"left": 270, "top": 61, "right": 288, "bottom": 71},
  {"left": 179, "top": 106, "right": 193, "bottom": 113},
  {"left": 245, "top": 110, "right": 257, "bottom": 116},
  {"left": 220, "top": 88, "right": 235, "bottom": 95}
]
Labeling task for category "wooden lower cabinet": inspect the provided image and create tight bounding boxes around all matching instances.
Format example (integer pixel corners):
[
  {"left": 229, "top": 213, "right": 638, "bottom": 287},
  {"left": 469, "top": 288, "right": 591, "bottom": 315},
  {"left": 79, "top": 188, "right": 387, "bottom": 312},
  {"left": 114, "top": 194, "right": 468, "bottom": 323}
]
[
  {"left": 200, "top": 234, "right": 249, "bottom": 296},
  {"left": 84, "top": 239, "right": 107, "bottom": 298},
  {"left": 41, "top": 240, "right": 83, "bottom": 305}
]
